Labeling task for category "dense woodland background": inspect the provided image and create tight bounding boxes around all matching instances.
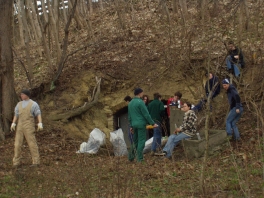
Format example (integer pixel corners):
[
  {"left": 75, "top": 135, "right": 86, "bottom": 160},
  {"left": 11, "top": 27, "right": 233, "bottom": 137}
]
[{"left": 0, "top": 0, "right": 264, "bottom": 197}]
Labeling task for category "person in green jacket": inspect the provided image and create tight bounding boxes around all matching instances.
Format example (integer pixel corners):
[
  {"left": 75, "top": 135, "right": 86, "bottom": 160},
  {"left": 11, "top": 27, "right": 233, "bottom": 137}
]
[
  {"left": 128, "top": 88, "right": 158, "bottom": 162},
  {"left": 148, "top": 93, "right": 165, "bottom": 155}
]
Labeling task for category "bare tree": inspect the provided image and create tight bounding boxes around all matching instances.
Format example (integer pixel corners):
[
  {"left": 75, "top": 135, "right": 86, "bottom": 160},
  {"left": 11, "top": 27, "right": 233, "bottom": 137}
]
[
  {"left": 99, "top": 0, "right": 103, "bottom": 10},
  {"left": 48, "top": 0, "right": 61, "bottom": 61},
  {"left": 52, "top": 0, "right": 78, "bottom": 86},
  {"left": 172, "top": 0, "right": 178, "bottom": 14},
  {"left": 239, "top": 0, "right": 249, "bottom": 33},
  {"left": 0, "top": 0, "right": 15, "bottom": 140},
  {"left": 179, "top": 0, "right": 188, "bottom": 23},
  {"left": 19, "top": 0, "right": 34, "bottom": 80},
  {"left": 89, "top": 0, "right": 93, "bottom": 15}
]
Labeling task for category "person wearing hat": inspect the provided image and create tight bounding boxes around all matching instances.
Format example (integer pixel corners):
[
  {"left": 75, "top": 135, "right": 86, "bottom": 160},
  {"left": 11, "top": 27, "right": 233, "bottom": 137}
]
[
  {"left": 10, "top": 89, "right": 43, "bottom": 167},
  {"left": 222, "top": 79, "right": 243, "bottom": 141},
  {"left": 128, "top": 88, "right": 158, "bottom": 162}
]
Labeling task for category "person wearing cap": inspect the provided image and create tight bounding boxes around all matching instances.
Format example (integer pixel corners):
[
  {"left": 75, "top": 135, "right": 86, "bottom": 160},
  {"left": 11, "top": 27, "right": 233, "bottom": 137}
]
[
  {"left": 222, "top": 79, "right": 243, "bottom": 141},
  {"left": 128, "top": 88, "right": 158, "bottom": 162},
  {"left": 10, "top": 89, "right": 43, "bottom": 167}
]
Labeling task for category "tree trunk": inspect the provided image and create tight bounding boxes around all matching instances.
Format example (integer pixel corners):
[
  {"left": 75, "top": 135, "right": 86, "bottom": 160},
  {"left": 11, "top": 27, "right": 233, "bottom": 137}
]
[
  {"left": 239, "top": 0, "right": 249, "bottom": 31},
  {"left": 0, "top": 0, "right": 15, "bottom": 140},
  {"left": 53, "top": 0, "right": 60, "bottom": 31},
  {"left": 99, "top": 0, "right": 103, "bottom": 10},
  {"left": 172, "top": 0, "right": 178, "bottom": 14},
  {"left": 48, "top": 0, "right": 61, "bottom": 61},
  {"left": 200, "top": 0, "right": 208, "bottom": 24},
  {"left": 179, "top": 0, "right": 188, "bottom": 23},
  {"left": 89, "top": 0, "right": 93, "bottom": 15},
  {"left": 68, "top": 0, "right": 83, "bottom": 29},
  {"left": 16, "top": 0, "right": 25, "bottom": 47},
  {"left": 114, "top": 0, "right": 126, "bottom": 30},
  {"left": 20, "top": 0, "right": 33, "bottom": 80},
  {"left": 33, "top": 0, "right": 53, "bottom": 72},
  {"left": 62, "top": 0, "right": 68, "bottom": 24},
  {"left": 41, "top": 0, "right": 48, "bottom": 23},
  {"left": 26, "top": 0, "right": 42, "bottom": 57},
  {"left": 53, "top": 0, "right": 78, "bottom": 85}
]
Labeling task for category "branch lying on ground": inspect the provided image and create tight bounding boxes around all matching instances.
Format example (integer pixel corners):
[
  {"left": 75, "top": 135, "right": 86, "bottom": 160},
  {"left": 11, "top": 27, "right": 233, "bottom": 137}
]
[{"left": 49, "top": 77, "right": 101, "bottom": 122}]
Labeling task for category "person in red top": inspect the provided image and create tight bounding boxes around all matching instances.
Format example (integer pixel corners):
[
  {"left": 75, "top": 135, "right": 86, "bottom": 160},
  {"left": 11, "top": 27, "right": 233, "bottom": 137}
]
[{"left": 167, "top": 92, "right": 183, "bottom": 117}]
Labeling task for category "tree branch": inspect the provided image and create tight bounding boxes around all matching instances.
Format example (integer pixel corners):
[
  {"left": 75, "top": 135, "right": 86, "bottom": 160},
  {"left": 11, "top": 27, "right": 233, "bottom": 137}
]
[{"left": 49, "top": 77, "right": 101, "bottom": 122}]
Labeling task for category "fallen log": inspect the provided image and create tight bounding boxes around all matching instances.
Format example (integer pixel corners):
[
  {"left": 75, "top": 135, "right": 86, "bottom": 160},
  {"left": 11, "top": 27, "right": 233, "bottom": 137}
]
[{"left": 49, "top": 77, "right": 101, "bottom": 122}]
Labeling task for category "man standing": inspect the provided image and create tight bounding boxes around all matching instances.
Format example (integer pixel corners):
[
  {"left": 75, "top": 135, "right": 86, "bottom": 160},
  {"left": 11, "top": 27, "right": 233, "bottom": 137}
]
[
  {"left": 226, "top": 40, "right": 245, "bottom": 77},
  {"left": 148, "top": 93, "right": 165, "bottom": 155},
  {"left": 222, "top": 79, "right": 243, "bottom": 141},
  {"left": 10, "top": 89, "right": 43, "bottom": 167},
  {"left": 128, "top": 88, "right": 157, "bottom": 162}
]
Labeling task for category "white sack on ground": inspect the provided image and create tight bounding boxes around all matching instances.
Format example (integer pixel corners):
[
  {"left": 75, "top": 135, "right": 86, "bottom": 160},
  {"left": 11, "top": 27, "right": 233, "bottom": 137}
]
[
  {"left": 77, "top": 128, "right": 106, "bottom": 154},
  {"left": 143, "top": 137, "right": 168, "bottom": 154},
  {"left": 143, "top": 137, "right": 153, "bottom": 154},
  {"left": 110, "top": 128, "right": 128, "bottom": 156}
]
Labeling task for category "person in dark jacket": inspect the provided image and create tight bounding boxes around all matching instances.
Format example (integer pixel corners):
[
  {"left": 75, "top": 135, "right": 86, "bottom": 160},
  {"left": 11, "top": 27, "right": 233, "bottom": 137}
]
[
  {"left": 192, "top": 72, "right": 220, "bottom": 112},
  {"left": 147, "top": 93, "right": 165, "bottom": 155},
  {"left": 222, "top": 79, "right": 243, "bottom": 140},
  {"left": 226, "top": 41, "right": 245, "bottom": 77},
  {"left": 128, "top": 88, "right": 158, "bottom": 162}
]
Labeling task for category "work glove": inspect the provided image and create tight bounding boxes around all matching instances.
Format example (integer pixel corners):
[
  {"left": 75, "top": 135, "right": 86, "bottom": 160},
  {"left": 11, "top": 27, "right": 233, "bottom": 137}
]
[
  {"left": 37, "top": 123, "right": 43, "bottom": 131},
  {"left": 10, "top": 123, "right": 16, "bottom": 132}
]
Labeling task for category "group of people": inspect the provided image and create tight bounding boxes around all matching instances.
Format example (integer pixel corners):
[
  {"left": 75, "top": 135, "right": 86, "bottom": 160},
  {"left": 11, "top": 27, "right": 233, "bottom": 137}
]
[
  {"left": 126, "top": 39, "right": 245, "bottom": 162},
  {"left": 9, "top": 41, "right": 245, "bottom": 166},
  {"left": 126, "top": 77, "right": 243, "bottom": 162}
]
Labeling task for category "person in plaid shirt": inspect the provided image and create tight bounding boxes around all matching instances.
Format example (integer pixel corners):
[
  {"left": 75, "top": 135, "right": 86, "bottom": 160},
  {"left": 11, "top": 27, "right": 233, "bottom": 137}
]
[{"left": 158, "top": 102, "right": 197, "bottom": 158}]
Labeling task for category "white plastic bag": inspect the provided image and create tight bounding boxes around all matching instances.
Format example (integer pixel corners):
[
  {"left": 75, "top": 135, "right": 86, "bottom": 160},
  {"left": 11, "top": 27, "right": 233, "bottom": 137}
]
[
  {"left": 76, "top": 128, "right": 105, "bottom": 154},
  {"left": 90, "top": 128, "right": 105, "bottom": 146},
  {"left": 110, "top": 128, "right": 128, "bottom": 156},
  {"left": 143, "top": 137, "right": 153, "bottom": 154},
  {"left": 143, "top": 137, "right": 168, "bottom": 154}
]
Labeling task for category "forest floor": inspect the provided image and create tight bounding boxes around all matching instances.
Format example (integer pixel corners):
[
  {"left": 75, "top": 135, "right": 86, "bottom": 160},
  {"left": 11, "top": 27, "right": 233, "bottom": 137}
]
[
  {"left": 0, "top": 108, "right": 263, "bottom": 197},
  {"left": 1, "top": 1, "right": 264, "bottom": 197}
]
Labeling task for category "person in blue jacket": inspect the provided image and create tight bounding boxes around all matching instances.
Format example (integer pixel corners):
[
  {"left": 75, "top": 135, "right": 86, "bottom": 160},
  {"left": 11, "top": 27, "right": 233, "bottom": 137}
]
[
  {"left": 192, "top": 72, "right": 220, "bottom": 112},
  {"left": 222, "top": 79, "right": 243, "bottom": 141}
]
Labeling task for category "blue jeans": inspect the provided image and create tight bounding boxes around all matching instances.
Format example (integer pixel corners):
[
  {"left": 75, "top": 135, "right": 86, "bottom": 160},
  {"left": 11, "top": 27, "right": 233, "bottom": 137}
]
[
  {"left": 151, "top": 124, "right": 162, "bottom": 152},
  {"left": 226, "top": 107, "right": 243, "bottom": 140},
  {"left": 192, "top": 99, "right": 206, "bottom": 112},
  {"left": 226, "top": 56, "right": 241, "bottom": 77},
  {"left": 163, "top": 133, "right": 190, "bottom": 158}
]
